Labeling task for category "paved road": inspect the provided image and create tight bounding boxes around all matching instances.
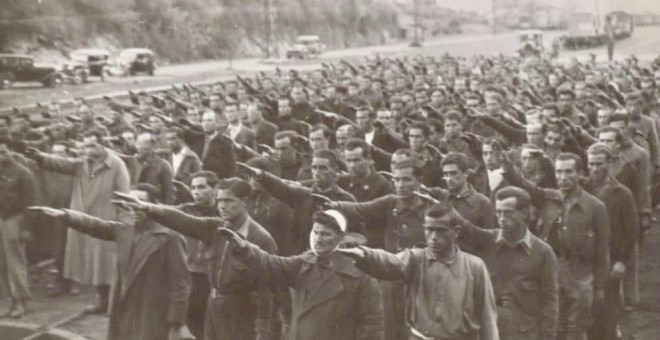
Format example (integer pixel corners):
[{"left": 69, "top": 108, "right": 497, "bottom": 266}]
[{"left": 1, "top": 27, "right": 659, "bottom": 110}]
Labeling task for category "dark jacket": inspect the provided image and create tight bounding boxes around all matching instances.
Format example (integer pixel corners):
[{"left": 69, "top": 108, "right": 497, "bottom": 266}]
[
  {"left": 62, "top": 210, "right": 189, "bottom": 340},
  {"left": 124, "top": 154, "right": 175, "bottom": 204},
  {"left": 0, "top": 157, "right": 37, "bottom": 218},
  {"left": 159, "top": 147, "right": 202, "bottom": 185},
  {"left": 252, "top": 119, "right": 278, "bottom": 147},
  {"left": 146, "top": 206, "right": 277, "bottom": 338},
  {"left": 371, "top": 129, "right": 407, "bottom": 154},
  {"left": 232, "top": 125, "right": 257, "bottom": 150},
  {"left": 460, "top": 224, "right": 559, "bottom": 340},
  {"left": 201, "top": 132, "right": 237, "bottom": 179},
  {"left": 248, "top": 190, "right": 296, "bottom": 256},
  {"left": 236, "top": 246, "right": 384, "bottom": 340}
]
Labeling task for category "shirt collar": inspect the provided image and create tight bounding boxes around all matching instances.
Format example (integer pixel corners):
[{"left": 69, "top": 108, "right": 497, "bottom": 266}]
[
  {"left": 494, "top": 228, "right": 533, "bottom": 254},
  {"left": 395, "top": 194, "right": 425, "bottom": 212},
  {"left": 425, "top": 246, "right": 462, "bottom": 278}
]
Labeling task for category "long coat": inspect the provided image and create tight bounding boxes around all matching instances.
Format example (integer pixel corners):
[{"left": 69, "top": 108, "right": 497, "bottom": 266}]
[
  {"left": 62, "top": 210, "right": 189, "bottom": 340},
  {"left": 37, "top": 150, "right": 130, "bottom": 285},
  {"left": 239, "top": 247, "right": 384, "bottom": 340}
]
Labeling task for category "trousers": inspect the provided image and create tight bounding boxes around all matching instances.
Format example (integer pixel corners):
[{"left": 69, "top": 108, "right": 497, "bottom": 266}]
[{"left": 0, "top": 214, "right": 30, "bottom": 300}]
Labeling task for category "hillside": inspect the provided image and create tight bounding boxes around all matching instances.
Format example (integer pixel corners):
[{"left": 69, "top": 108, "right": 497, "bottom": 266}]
[{"left": 0, "top": 0, "right": 400, "bottom": 63}]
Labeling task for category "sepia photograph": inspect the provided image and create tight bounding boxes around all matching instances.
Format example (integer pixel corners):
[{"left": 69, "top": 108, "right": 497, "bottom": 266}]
[{"left": 0, "top": 0, "right": 659, "bottom": 339}]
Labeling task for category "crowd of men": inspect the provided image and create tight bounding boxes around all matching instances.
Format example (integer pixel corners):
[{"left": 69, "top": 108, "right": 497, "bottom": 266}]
[{"left": 1, "top": 50, "right": 659, "bottom": 340}]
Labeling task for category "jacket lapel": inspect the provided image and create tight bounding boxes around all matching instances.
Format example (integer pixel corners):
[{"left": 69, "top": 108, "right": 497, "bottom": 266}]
[
  {"left": 120, "top": 223, "right": 169, "bottom": 298},
  {"left": 296, "top": 253, "right": 356, "bottom": 317}
]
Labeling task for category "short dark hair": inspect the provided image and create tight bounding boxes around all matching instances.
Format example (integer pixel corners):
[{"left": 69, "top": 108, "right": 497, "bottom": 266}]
[
  {"left": 482, "top": 138, "right": 504, "bottom": 153},
  {"left": 440, "top": 152, "right": 470, "bottom": 173},
  {"left": 557, "top": 88, "right": 576, "bottom": 100},
  {"left": 495, "top": 186, "right": 531, "bottom": 211},
  {"left": 444, "top": 110, "right": 462, "bottom": 123},
  {"left": 597, "top": 126, "right": 624, "bottom": 145},
  {"left": 310, "top": 124, "right": 332, "bottom": 140},
  {"left": 556, "top": 152, "right": 583, "bottom": 171},
  {"left": 407, "top": 122, "right": 429, "bottom": 137},
  {"left": 165, "top": 127, "right": 185, "bottom": 139},
  {"left": 587, "top": 143, "right": 613, "bottom": 160},
  {"left": 392, "top": 157, "right": 423, "bottom": 178},
  {"left": 312, "top": 210, "right": 343, "bottom": 233},
  {"left": 217, "top": 177, "right": 252, "bottom": 200},
  {"left": 344, "top": 138, "right": 371, "bottom": 159},
  {"left": 274, "top": 130, "right": 297, "bottom": 143},
  {"left": 425, "top": 202, "right": 460, "bottom": 228},
  {"left": 312, "top": 149, "right": 339, "bottom": 169},
  {"left": 190, "top": 171, "right": 220, "bottom": 188},
  {"left": 608, "top": 113, "right": 629, "bottom": 126},
  {"left": 82, "top": 130, "right": 104, "bottom": 143}
]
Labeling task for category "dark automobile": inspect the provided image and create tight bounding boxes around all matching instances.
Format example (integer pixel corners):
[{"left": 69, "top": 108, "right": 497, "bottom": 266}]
[
  {"left": 70, "top": 49, "right": 110, "bottom": 77},
  {"left": 0, "top": 54, "right": 62, "bottom": 88},
  {"left": 117, "top": 48, "right": 156, "bottom": 76}
]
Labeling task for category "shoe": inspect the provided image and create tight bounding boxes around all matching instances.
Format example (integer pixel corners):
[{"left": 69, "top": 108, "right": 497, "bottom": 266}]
[
  {"left": 7, "top": 302, "right": 27, "bottom": 319},
  {"left": 84, "top": 303, "right": 108, "bottom": 315}
]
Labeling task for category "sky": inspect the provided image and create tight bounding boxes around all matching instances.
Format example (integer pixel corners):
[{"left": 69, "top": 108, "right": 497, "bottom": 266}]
[{"left": 438, "top": 0, "right": 660, "bottom": 15}]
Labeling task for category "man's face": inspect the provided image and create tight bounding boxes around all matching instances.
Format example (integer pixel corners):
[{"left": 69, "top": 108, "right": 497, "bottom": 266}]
[
  {"left": 390, "top": 153, "right": 409, "bottom": 171},
  {"left": 82, "top": 136, "right": 104, "bottom": 159},
  {"left": 376, "top": 110, "right": 394, "bottom": 130},
  {"left": 136, "top": 134, "right": 154, "bottom": 158},
  {"left": 520, "top": 148, "right": 540, "bottom": 175},
  {"left": 224, "top": 105, "right": 239, "bottom": 124},
  {"left": 311, "top": 157, "right": 335, "bottom": 188},
  {"left": 625, "top": 98, "right": 643, "bottom": 117},
  {"left": 393, "top": 167, "right": 419, "bottom": 199},
  {"left": 148, "top": 116, "right": 164, "bottom": 133},
  {"left": 309, "top": 222, "right": 343, "bottom": 256},
  {"left": 556, "top": 159, "right": 579, "bottom": 191},
  {"left": 495, "top": 197, "right": 527, "bottom": 240},
  {"left": 291, "top": 88, "right": 305, "bottom": 103},
  {"left": 246, "top": 106, "right": 261, "bottom": 125},
  {"left": 526, "top": 124, "right": 544, "bottom": 146},
  {"left": 558, "top": 94, "right": 573, "bottom": 111},
  {"left": 423, "top": 215, "right": 458, "bottom": 254},
  {"left": 191, "top": 177, "right": 215, "bottom": 205},
  {"left": 597, "top": 109, "right": 612, "bottom": 127},
  {"left": 544, "top": 131, "right": 562, "bottom": 149},
  {"left": 209, "top": 95, "right": 221, "bottom": 110},
  {"left": 216, "top": 189, "right": 245, "bottom": 221},
  {"left": 344, "top": 147, "right": 369, "bottom": 178},
  {"left": 587, "top": 153, "right": 609, "bottom": 183},
  {"left": 129, "top": 190, "right": 150, "bottom": 222},
  {"left": 408, "top": 128, "right": 425, "bottom": 151},
  {"left": 442, "top": 163, "right": 467, "bottom": 193},
  {"left": 335, "top": 128, "right": 350, "bottom": 149},
  {"left": 274, "top": 137, "right": 295, "bottom": 163},
  {"left": 482, "top": 144, "right": 502, "bottom": 170},
  {"left": 0, "top": 144, "right": 10, "bottom": 163},
  {"left": 356, "top": 110, "right": 372, "bottom": 132},
  {"left": 485, "top": 98, "right": 501, "bottom": 114},
  {"left": 444, "top": 119, "right": 462, "bottom": 138},
  {"left": 309, "top": 129, "right": 329, "bottom": 151},
  {"left": 165, "top": 132, "right": 182, "bottom": 152},
  {"left": 278, "top": 99, "right": 291, "bottom": 117},
  {"left": 454, "top": 79, "right": 467, "bottom": 92},
  {"left": 324, "top": 86, "right": 336, "bottom": 99},
  {"left": 598, "top": 131, "right": 620, "bottom": 153},
  {"left": 430, "top": 90, "right": 444, "bottom": 105},
  {"left": 201, "top": 112, "right": 217, "bottom": 133},
  {"left": 414, "top": 91, "right": 428, "bottom": 105},
  {"left": 187, "top": 108, "right": 201, "bottom": 124}
]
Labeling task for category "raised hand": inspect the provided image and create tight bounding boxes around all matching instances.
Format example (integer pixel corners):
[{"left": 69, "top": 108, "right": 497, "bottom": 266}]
[
  {"left": 24, "top": 147, "right": 42, "bottom": 159},
  {"left": 112, "top": 192, "right": 151, "bottom": 211},
  {"left": 311, "top": 193, "right": 336, "bottom": 209},
  {"left": 28, "top": 206, "right": 66, "bottom": 218},
  {"left": 236, "top": 162, "right": 263, "bottom": 179}
]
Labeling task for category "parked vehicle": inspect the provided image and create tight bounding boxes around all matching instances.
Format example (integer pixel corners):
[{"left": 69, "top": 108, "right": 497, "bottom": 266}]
[
  {"left": 0, "top": 54, "right": 62, "bottom": 89},
  {"left": 116, "top": 48, "right": 156, "bottom": 76},
  {"left": 518, "top": 30, "right": 544, "bottom": 53},
  {"left": 563, "top": 11, "right": 634, "bottom": 50},
  {"left": 286, "top": 35, "right": 325, "bottom": 59},
  {"left": 70, "top": 49, "right": 110, "bottom": 76}
]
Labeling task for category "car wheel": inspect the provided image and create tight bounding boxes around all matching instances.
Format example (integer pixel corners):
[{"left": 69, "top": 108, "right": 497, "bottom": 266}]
[
  {"left": 43, "top": 74, "right": 62, "bottom": 88},
  {"left": 0, "top": 72, "right": 13, "bottom": 89}
]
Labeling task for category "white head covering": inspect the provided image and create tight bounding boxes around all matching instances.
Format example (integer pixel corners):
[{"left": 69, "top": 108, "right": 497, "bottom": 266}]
[{"left": 323, "top": 209, "right": 347, "bottom": 233}]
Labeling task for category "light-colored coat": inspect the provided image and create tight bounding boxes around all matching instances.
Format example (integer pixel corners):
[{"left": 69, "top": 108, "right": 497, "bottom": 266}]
[{"left": 38, "top": 150, "right": 130, "bottom": 285}]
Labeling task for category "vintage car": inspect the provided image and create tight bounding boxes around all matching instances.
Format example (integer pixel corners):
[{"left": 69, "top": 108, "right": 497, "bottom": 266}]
[
  {"left": 0, "top": 54, "right": 62, "bottom": 89},
  {"left": 116, "top": 48, "right": 156, "bottom": 76},
  {"left": 70, "top": 48, "right": 110, "bottom": 76},
  {"left": 286, "top": 35, "right": 325, "bottom": 59}
]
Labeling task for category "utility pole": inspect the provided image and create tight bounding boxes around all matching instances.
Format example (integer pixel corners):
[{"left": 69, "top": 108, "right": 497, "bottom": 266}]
[
  {"left": 264, "top": 0, "right": 272, "bottom": 59},
  {"left": 411, "top": 0, "right": 421, "bottom": 47}
]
